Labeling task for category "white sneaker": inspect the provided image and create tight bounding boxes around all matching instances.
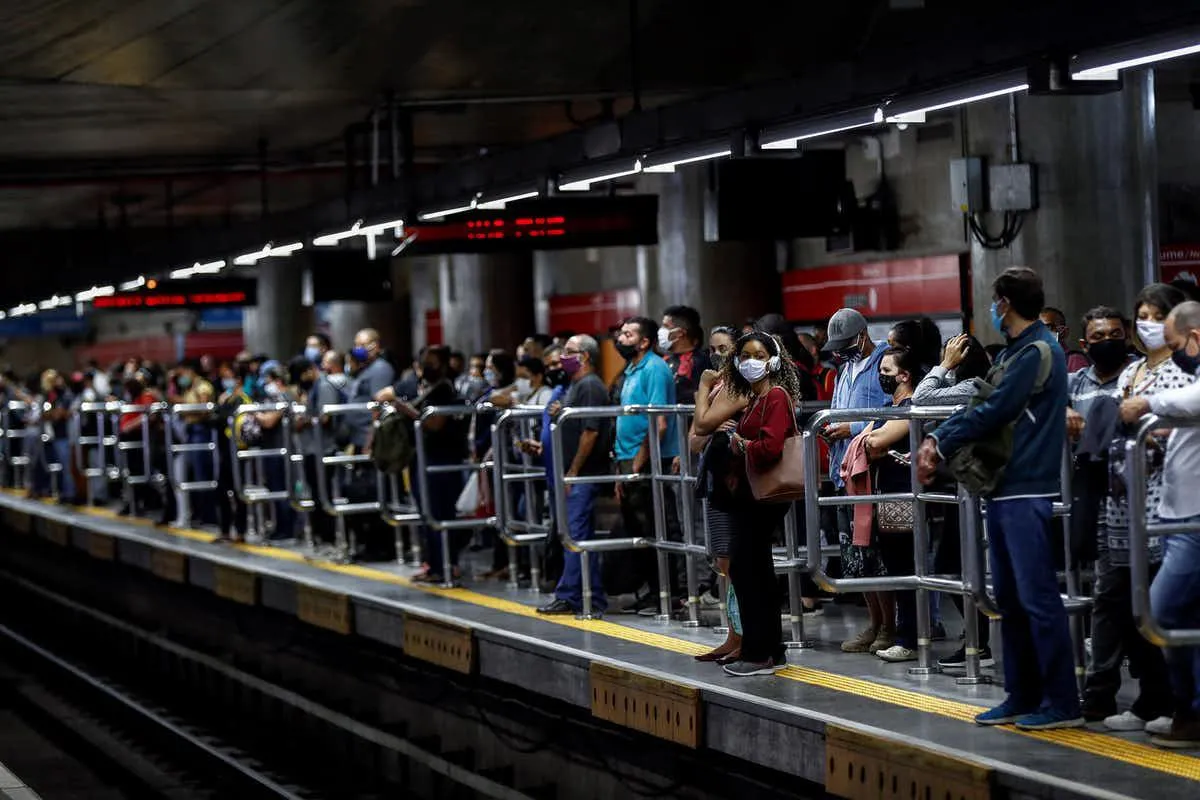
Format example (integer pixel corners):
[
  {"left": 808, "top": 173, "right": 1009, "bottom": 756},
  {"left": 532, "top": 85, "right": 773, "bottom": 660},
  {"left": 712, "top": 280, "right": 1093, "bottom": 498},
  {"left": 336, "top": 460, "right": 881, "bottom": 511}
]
[
  {"left": 1103, "top": 711, "right": 1147, "bottom": 732},
  {"left": 1145, "top": 716, "right": 1173, "bottom": 736},
  {"left": 876, "top": 645, "right": 918, "bottom": 663}
]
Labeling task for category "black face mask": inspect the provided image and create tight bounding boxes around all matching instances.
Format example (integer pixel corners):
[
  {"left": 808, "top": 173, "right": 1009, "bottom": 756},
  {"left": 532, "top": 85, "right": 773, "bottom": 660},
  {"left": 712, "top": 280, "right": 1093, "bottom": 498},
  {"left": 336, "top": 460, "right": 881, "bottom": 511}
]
[
  {"left": 545, "top": 368, "right": 567, "bottom": 388},
  {"left": 1087, "top": 339, "right": 1128, "bottom": 374},
  {"left": 1172, "top": 345, "right": 1200, "bottom": 376},
  {"left": 878, "top": 373, "right": 899, "bottom": 396},
  {"left": 298, "top": 377, "right": 315, "bottom": 391},
  {"left": 615, "top": 342, "right": 639, "bottom": 362},
  {"left": 421, "top": 365, "right": 443, "bottom": 384},
  {"left": 710, "top": 352, "right": 728, "bottom": 372}
]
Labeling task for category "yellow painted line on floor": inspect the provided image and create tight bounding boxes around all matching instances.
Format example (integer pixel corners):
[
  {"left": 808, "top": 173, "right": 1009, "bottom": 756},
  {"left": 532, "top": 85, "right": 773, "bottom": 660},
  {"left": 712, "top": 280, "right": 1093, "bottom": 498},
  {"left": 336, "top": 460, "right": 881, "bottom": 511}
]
[{"left": 10, "top": 503, "right": 1199, "bottom": 782}]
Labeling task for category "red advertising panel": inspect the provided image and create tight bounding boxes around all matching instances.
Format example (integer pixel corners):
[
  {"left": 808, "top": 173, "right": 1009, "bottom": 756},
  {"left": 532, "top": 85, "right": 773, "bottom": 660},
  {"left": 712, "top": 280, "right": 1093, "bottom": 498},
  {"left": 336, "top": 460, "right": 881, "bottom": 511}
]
[
  {"left": 549, "top": 289, "right": 641, "bottom": 336},
  {"left": 782, "top": 254, "right": 967, "bottom": 321},
  {"left": 1160, "top": 244, "right": 1200, "bottom": 286},
  {"left": 424, "top": 308, "right": 444, "bottom": 346}
]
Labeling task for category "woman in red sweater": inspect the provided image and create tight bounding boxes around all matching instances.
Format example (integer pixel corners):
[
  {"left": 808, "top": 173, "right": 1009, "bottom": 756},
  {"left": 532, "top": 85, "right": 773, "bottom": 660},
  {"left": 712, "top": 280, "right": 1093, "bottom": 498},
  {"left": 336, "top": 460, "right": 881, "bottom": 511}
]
[{"left": 723, "top": 331, "right": 804, "bottom": 677}]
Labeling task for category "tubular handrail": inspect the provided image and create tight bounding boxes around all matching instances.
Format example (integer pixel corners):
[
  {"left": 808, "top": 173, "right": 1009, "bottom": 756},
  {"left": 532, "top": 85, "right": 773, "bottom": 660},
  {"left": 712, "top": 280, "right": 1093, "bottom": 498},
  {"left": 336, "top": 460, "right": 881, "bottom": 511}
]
[
  {"left": 164, "top": 402, "right": 220, "bottom": 527},
  {"left": 71, "top": 400, "right": 121, "bottom": 506},
  {"left": 228, "top": 402, "right": 292, "bottom": 505},
  {"left": 1127, "top": 413, "right": 1200, "bottom": 646},
  {"left": 490, "top": 406, "right": 550, "bottom": 591}
]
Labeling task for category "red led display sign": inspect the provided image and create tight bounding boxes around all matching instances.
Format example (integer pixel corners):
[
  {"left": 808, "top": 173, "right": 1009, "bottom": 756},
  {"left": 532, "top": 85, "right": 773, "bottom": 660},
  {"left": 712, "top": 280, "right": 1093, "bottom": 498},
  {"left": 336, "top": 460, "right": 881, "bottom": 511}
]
[
  {"left": 406, "top": 196, "right": 658, "bottom": 255},
  {"left": 92, "top": 280, "right": 257, "bottom": 310}
]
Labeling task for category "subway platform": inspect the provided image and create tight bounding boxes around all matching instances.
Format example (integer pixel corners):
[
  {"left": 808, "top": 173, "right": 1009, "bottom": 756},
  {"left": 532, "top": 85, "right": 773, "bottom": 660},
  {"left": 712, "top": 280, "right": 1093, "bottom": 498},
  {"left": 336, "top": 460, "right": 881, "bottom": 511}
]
[{"left": 0, "top": 488, "right": 1196, "bottom": 800}]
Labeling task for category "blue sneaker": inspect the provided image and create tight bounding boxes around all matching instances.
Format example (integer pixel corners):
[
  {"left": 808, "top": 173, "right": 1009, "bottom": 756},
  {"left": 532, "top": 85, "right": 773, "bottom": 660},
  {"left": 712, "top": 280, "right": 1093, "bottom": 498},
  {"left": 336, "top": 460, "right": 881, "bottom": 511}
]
[
  {"left": 975, "top": 700, "right": 1035, "bottom": 726},
  {"left": 1014, "top": 708, "right": 1085, "bottom": 731}
]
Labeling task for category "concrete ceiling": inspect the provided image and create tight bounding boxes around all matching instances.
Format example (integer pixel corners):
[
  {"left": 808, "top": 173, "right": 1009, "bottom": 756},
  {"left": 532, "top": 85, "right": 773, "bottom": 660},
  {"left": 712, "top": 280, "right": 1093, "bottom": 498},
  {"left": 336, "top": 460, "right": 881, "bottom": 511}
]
[{"left": 1, "top": 0, "right": 1200, "bottom": 306}]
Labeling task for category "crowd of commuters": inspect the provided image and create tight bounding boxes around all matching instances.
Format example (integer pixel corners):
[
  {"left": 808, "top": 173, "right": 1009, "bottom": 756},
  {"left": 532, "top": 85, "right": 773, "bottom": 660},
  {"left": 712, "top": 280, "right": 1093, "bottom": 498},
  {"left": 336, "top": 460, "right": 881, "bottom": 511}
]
[{"left": 2, "top": 270, "right": 1200, "bottom": 746}]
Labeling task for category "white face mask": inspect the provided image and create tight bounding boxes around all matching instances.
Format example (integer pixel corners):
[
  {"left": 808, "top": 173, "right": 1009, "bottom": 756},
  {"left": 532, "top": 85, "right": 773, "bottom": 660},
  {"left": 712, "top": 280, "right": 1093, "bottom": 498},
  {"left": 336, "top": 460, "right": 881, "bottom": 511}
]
[
  {"left": 327, "top": 373, "right": 348, "bottom": 389},
  {"left": 515, "top": 378, "right": 532, "bottom": 397},
  {"left": 737, "top": 358, "right": 769, "bottom": 383},
  {"left": 1137, "top": 320, "right": 1166, "bottom": 351},
  {"left": 657, "top": 327, "right": 678, "bottom": 352}
]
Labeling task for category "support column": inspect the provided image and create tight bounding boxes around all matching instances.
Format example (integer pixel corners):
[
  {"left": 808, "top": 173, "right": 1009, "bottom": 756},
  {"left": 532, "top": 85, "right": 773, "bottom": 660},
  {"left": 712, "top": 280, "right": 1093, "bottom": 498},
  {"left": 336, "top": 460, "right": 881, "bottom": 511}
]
[
  {"left": 648, "top": 170, "right": 778, "bottom": 329},
  {"left": 406, "top": 256, "right": 441, "bottom": 353},
  {"left": 437, "top": 253, "right": 534, "bottom": 354},
  {"left": 967, "top": 70, "right": 1160, "bottom": 337},
  {"left": 243, "top": 257, "right": 313, "bottom": 359}
]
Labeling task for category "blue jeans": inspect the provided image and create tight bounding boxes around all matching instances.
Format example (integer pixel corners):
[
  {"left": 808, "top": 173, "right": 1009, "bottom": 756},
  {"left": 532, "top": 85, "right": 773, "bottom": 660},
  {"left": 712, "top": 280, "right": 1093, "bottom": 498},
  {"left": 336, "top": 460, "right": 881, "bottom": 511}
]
[
  {"left": 51, "top": 437, "right": 75, "bottom": 500},
  {"left": 1149, "top": 527, "right": 1200, "bottom": 714},
  {"left": 186, "top": 425, "right": 217, "bottom": 524},
  {"left": 988, "top": 497, "right": 1079, "bottom": 714},
  {"left": 555, "top": 483, "right": 606, "bottom": 611}
]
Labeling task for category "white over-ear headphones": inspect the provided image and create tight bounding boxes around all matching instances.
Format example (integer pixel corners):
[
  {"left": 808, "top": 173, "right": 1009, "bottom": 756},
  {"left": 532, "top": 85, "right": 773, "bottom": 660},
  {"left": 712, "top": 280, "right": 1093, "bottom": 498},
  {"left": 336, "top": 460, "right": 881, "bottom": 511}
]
[{"left": 765, "top": 355, "right": 781, "bottom": 372}]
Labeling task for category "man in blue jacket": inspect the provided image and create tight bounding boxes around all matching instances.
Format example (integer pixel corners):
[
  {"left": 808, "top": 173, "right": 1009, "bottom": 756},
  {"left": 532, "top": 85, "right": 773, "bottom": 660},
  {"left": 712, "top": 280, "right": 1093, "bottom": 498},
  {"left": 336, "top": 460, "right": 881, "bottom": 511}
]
[{"left": 917, "top": 266, "right": 1082, "bottom": 731}]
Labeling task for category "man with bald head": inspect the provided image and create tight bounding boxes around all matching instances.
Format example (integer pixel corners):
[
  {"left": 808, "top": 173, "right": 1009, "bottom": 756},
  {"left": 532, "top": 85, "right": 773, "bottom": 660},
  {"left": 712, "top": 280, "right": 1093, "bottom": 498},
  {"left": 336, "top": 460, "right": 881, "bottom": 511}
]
[
  {"left": 346, "top": 328, "right": 394, "bottom": 450},
  {"left": 1120, "top": 300, "right": 1200, "bottom": 748}
]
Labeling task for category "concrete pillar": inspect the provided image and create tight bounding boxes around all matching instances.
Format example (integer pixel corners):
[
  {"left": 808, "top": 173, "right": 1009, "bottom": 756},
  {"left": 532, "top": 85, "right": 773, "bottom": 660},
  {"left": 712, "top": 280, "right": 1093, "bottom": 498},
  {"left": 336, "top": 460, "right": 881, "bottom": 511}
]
[
  {"left": 967, "top": 70, "right": 1160, "bottom": 339},
  {"left": 405, "top": 257, "right": 441, "bottom": 353},
  {"left": 648, "top": 170, "right": 778, "bottom": 330},
  {"left": 436, "top": 252, "right": 535, "bottom": 354},
  {"left": 243, "top": 256, "right": 313, "bottom": 359}
]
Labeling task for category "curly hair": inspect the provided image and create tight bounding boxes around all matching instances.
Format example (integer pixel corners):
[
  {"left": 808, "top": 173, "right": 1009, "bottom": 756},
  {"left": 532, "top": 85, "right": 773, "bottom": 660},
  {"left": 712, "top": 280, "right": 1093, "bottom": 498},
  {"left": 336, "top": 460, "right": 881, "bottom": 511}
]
[{"left": 723, "top": 330, "right": 804, "bottom": 403}]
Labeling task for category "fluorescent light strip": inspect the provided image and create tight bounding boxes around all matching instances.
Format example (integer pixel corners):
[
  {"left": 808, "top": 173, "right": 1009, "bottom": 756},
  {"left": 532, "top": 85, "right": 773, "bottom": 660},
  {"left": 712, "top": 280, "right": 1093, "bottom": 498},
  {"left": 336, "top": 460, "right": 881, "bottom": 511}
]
[
  {"left": 887, "top": 84, "right": 1028, "bottom": 119},
  {"left": 761, "top": 120, "right": 877, "bottom": 150},
  {"left": 169, "top": 260, "right": 226, "bottom": 280},
  {"left": 419, "top": 202, "right": 476, "bottom": 221},
  {"left": 476, "top": 191, "right": 540, "bottom": 211},
  {"left": 1073, "top": 42, "right": 1200, "bottom": 80},
  {"left": 642, "top": 150, "right": 731, "bottom": 173},
  {"left": 313, "top": 218, "right": 405, "bottom": 246},
  {"left": 10, "top": 303, "right": 36, "bottom": 317},
  {"left": 74, "top": 285, "right": 115, "bottom": 302},
  {"left": 559, "top": 160, "right": 642, "bottom": 192},
  {"left": 38, "top": 295, "right": 72, "bottom": 310},
  {"left": 233, "top": 242, "right": 304, "bottom": 266},
  {"left": 119, "top": 276, "right": 146, "bottom": 292}
]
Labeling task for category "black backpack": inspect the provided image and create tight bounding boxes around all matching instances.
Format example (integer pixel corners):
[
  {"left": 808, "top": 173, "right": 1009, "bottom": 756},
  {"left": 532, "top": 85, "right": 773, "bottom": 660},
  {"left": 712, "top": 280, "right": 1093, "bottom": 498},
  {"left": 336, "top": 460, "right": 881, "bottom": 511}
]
[{"left": 371, "top": 407, "right": 414, "bottom": 475}]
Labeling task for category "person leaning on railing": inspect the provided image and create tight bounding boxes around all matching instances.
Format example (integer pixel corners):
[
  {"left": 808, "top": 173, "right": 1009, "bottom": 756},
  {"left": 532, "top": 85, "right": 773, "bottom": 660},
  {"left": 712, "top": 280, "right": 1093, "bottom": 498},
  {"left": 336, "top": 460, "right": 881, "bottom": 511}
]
[
  {"left": 1119, "top": 299, "right": 1200, "bottom": 749},
  {"left": 916, "top": 266, "right": 1082, "bottom": 732}
]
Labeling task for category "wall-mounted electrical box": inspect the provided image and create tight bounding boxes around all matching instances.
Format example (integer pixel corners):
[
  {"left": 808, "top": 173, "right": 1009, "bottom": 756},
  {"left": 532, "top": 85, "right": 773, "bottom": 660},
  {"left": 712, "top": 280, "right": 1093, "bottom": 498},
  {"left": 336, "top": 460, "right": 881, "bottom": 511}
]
[
  {"left": 988, "top": 163, "right": 1038, "bottom": 211},
  {"left": 949, "top": 158, "right": 984, "bottom": 214}
]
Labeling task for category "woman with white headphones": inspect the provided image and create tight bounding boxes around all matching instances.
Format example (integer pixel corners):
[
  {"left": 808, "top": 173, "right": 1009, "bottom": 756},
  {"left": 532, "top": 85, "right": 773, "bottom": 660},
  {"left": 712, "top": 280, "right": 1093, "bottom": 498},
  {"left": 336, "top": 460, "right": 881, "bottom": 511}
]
[{"left": 720, "top": 330, "right": 804, "bottom": 677}]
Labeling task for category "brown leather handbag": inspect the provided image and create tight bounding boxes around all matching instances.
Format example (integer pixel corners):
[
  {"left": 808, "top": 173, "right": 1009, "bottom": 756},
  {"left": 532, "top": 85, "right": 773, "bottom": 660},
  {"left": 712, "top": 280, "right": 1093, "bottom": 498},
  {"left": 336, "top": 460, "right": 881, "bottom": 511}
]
[{"left": 745, "top": 388, "right": 806, "bottom": 503}]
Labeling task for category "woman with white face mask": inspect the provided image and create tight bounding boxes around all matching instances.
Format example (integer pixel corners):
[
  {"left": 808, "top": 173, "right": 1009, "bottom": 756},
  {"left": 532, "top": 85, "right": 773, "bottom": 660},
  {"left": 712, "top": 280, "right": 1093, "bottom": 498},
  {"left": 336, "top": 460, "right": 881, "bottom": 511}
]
[
  {"left": 719, "top": 331, "right": 804, "bottom": 677},
  {"left": 1084, "top": 283, "right": 1192, "bottom": 732}
]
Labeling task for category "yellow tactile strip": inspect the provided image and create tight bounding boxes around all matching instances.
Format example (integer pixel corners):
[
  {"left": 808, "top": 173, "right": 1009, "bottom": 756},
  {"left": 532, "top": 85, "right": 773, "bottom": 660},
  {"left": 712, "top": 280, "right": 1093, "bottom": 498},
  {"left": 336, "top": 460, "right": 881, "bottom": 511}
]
[{"left": 11, "top": 496, "right": 1199, "bottom": 783}]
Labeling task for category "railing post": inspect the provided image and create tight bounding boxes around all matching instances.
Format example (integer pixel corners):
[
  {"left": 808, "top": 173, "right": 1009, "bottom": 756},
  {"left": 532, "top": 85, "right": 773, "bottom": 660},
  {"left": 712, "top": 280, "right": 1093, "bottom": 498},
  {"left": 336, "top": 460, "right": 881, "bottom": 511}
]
[
  {"left": 908, "top": 422, "right": 936, "bottom": 677},
  {"left": 646, "top": 410, "right": 672, "bottom": 622}
]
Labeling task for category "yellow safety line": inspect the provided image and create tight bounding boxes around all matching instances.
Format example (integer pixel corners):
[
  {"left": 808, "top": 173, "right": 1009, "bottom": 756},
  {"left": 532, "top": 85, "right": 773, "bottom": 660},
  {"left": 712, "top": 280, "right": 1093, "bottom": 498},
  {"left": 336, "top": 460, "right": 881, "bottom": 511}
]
[{"left": 17, "top": 498, "right": 1200, "bottom": 781}]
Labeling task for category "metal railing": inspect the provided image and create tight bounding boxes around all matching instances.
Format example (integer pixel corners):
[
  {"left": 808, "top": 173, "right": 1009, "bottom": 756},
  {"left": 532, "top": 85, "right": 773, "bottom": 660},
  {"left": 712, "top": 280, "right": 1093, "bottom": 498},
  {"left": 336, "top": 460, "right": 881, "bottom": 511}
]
[
  {"left": 228, "top": 402, "right": 292, "bottom": 540},
  {"left": 1127, "top": 414, "right": 1200, "bottom": 646},
  {"left": 72, "top": 400, "right": 121, "bottom": 507},
  {"left": 310, "top": 401, "right": 389, "bottom": 562},
  {"left": 3, "top": 401, "right": 32, "bottom": 490},
  {"left": 164, "top": 402, "right": 220, "bottom": 527},
  {"left": 116, "top": 402, "right": 163, "bottom": 512},
  {"left": 413, "top": 405, "right": 497, "bottom": 588},
  {"left": 491, "top": 406, "right": 551, "bottom": 591}
]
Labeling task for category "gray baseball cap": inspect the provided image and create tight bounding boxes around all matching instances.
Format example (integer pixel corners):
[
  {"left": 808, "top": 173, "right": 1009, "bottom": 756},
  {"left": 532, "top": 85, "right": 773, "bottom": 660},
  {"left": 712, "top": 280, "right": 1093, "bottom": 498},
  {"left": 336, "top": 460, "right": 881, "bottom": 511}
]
[{"left": 821, "top": 308, "right": 868, "bottom": 353}]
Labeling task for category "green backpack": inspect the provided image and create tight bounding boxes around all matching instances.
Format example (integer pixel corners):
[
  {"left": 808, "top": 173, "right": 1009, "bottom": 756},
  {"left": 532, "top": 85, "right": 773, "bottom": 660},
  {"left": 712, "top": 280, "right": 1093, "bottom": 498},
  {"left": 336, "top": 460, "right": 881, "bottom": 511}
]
[
  {"left": 945, "top": 340, "right": 1053, "bottom": 497},
  {"left": 371, "top": 408, "right": 415, "bottom": 475}
]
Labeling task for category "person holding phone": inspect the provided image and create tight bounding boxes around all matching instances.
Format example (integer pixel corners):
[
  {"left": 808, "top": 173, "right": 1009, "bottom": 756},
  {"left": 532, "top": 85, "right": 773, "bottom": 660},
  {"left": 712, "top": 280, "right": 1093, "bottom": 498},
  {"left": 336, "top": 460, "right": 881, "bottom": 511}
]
[{"left": 860, "top": 347, "right": 924, "bottom": 663}]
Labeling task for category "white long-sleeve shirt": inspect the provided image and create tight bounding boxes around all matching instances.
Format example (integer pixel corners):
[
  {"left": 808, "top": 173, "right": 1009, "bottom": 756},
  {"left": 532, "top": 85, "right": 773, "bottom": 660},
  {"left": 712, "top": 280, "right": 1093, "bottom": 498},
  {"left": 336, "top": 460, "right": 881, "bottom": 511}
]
[{"left": 1149, "top": 380, "right": 1200, "bottom": 520}]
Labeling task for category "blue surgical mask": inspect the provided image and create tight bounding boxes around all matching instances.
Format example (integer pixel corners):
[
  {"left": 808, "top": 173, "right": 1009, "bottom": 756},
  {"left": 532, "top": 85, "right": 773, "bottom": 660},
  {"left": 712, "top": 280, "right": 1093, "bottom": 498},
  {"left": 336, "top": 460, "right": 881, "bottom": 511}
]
[
  {"left": 484, "top": 368, "right": 499, "bottom": 387},
  {"left": 221, "top": 378, "right": 237, "bottom": 392},
  {"left": 304, "top": 346, "right": 321, "bottom": 364},
  {"left": 990, "top": 301, "right": 1006, "bottom": 335},
  {"left": 350, "top": 346, "right": 370, "bottom": 362}
]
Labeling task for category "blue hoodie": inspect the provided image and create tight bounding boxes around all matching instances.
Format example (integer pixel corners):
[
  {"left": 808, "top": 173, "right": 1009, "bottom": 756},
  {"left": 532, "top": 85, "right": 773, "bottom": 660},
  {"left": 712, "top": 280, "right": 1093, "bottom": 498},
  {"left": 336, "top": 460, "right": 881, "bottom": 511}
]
[
  {"left": 828, "top": 341, "right": 891, "bottom": 490},
  {"left": 931, "top": 320, "right": 1066, "bottom": 500}
]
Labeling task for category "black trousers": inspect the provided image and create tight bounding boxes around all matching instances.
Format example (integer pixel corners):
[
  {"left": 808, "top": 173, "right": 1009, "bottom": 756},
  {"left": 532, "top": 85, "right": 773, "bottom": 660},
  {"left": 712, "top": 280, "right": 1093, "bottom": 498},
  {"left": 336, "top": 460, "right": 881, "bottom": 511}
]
[
  {"left": 728, "top": 499, "right": 789, "bottom": 663},
  {"left": 303, "top": 454, "right": 335, "bottom": 545},
  {"left": 878, "top": 529, "right": 918, "bottom": 648},
  {"left": 934, "top": 508, "right": 990, "bottom": 648},
  {"left": 1083, "top": 554, "right": 1173, "bottom": 719}
]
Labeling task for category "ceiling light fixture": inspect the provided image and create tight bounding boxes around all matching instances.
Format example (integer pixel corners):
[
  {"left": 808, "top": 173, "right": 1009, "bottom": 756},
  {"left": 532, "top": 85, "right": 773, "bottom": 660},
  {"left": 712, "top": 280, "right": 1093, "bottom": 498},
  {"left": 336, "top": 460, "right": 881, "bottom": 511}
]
[
  {"left": 10, "top": 303, "right": 36, "bottom": 317},
  {"left": 74, "top": 285, "right": 116, "bottom": 302},
  {"left": 558, "top": 159, "right": 642, "bottom": 192},
  {"left": 759, "top": 108, "right": 881, "bottom": 150},
  {"left": 169, "top": 260, "right": 226, "bottom": 280},
  {"left": 233, "top": 242, "right": 304, "bottom": 266},
  {"left": 884, "top": 83, "right": 1028, "bottom": 120},
  {"left": 642, "top": 147, "right": 731, "bottom": 173},
  {"left": 119, "top": 276, "right": 146, "bottom": 292},
  {"left": 313, "top": 218, "right": 405, "bottom": 246},
  {"left": 476, "top": 191, "right": 540, "bottom": 211},
  {"left": 1071, "top": 30, "right": 1200, "bottom": 80},
  {"left": 419, "top": 201, "right": 477, "bottom": 221},
  {"left": 37, "top": 295, "right": 72, "bottom": 310}
]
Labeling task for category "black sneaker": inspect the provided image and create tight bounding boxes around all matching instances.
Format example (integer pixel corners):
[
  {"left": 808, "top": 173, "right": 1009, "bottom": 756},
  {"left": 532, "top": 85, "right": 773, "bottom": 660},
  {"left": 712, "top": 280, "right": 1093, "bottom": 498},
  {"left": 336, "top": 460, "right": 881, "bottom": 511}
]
[
  {"left": 938, "top": 646, "right": 994, "bottom": 669},
  {"left": 537, "top": 599, "right": 576, "bottom": 615},
  {"left": 1152, "top": 714, "right": 1200, "bottom": 749},
  {"left": 722, "top": 659, "right": 782, "bottom": 677},
  {"left": 620, "top": 593, "right": 656, "bottom": 615}
]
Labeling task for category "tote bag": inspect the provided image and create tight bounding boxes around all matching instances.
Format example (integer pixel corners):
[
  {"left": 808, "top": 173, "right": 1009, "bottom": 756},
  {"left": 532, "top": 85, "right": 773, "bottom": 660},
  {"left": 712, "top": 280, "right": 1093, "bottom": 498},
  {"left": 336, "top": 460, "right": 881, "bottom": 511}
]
[{"left": 745, "top": 388, "right": 805, "bottom": 503}]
